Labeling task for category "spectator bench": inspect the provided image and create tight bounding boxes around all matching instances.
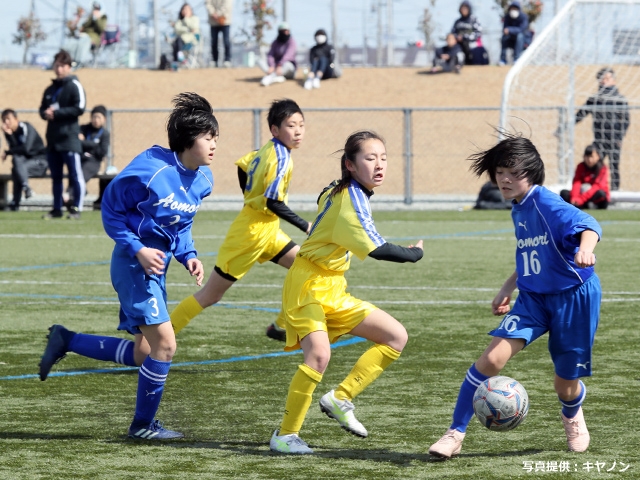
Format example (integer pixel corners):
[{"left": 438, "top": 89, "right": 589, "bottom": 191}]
[{"left": 0, "top": 172, "right": 117, "bottom": 211}]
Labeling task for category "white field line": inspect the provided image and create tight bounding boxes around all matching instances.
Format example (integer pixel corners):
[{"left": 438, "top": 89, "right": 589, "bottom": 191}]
[
  {"left": 1, "top": 297, "right": 637, "bottom": 306},
  {"left": 0, "top": 279, "right": 637, "bottom": 296}
]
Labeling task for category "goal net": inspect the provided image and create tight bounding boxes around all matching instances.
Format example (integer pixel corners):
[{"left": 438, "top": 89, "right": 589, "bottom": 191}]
[{"left": 499, "top": 0, "right": 640, "bottom": 195}]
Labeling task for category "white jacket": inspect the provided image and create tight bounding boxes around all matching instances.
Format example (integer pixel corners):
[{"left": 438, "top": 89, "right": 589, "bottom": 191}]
[{"left": 206, "top": 0, "right": 233, "bottom": 26}]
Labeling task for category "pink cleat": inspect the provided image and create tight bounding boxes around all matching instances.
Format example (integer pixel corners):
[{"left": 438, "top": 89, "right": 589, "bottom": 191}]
[
  {"left": 561, "top": 407, "right": 590, "bottom": 452},
  {"left": 428, "top": 428, "right": 466, "bottom": 458}
]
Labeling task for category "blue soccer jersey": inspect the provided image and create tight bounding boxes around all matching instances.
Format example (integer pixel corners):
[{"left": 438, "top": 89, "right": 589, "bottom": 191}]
[
  {"left": 101, "top": 145, "right": 214, "bottom": 265},
  {"left": 511, "top": 185, "right": 602, "bottom": 294}
]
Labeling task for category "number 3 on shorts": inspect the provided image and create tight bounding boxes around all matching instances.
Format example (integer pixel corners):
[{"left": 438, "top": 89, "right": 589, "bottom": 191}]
[{"left": 148, "top": 297, "right": 160, "bottom": 317}]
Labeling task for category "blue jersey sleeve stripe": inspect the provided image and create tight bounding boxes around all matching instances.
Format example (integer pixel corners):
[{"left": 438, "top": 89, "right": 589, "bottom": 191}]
[
  {"left": 532, "top": 199, "right": 585, "bottom": 283},
  {"left": 264, "top": 142, "right": 289, "bottom": 200},
  {"left": 348, "top": 183, "right": 385, "bottom": 247}
]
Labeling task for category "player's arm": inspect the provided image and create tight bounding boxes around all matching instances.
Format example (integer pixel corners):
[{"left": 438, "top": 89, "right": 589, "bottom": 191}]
[
  {"left": 575, "top": 96, "right": 594, "bottom": 123},
  {"left": 574, "top": 229, "right": 599, "bottom": 268},
  {"left": 368, "top": 240, "right": 423, "bottom": 263},
  {"left": 492, "top": 270, "right": 518, "bottom": 315},
  {"left": 266, "top": 198, "right": 310, "bottom": 233},
  {"left": 55, "top": 82, "right": 85, "bottom": 119},
  {"left": 237, "top": 166, "right": 247, "bottom": 192}
]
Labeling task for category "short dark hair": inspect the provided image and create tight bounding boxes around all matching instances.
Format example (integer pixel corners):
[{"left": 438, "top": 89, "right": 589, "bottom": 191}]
[
  {"left": 167, "top": 92, "right": 219, "bottom": 153},
  {"left": 267, "top": 99, "right": 303, "bottom": 129},
  {"left": 469, "top": 132, "right": 545, "bottom": 186},
  {"left": 1, "top": 109, "right": 17, "bottom": 119},
  {"left": 596, "top": 67, "right": 615, "bottom": 80},
  {"left": 53, "top": 49, "right": 73, "bottom": 66}
]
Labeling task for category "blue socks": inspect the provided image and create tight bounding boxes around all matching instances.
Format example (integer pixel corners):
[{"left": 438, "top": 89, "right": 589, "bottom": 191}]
[
  {"left": 451, "top": 363, "right": 490, "bottom": 433},
  {"left": 132, "top": 356, "right": 171, "bottom": 427},
  {"left": 560, "top": 380, "right": 586, "bottom": 418},
  {"left": 69, "top": 333, "right": 136, "bottom": 366}
]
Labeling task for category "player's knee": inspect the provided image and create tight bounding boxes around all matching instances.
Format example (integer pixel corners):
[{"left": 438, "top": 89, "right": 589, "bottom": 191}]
[
  {"left": 306, "top": 349, "right": 331, "bottom": 373},
  {"left": 388, "top": 324, "right": 408, "bottom": 352}
]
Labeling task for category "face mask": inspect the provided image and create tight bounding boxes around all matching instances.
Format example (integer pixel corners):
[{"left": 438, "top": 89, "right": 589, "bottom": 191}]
[
  {"left": 277, "top": 31, "right": 290, "bottom": 43},
  {"left": 509, "top": 9, "right": 519, "bottom": 19},
  {"left": 315, "top": 35, "right": 327, "bottom": 45}
]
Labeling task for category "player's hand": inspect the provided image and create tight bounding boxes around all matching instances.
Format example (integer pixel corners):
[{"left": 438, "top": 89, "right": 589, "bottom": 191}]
[
  {"left": 78, "top": 133, "right": 85, "bottom": 141},
  {"left": 492, "top": 292, "right": 511, "bottom": 316},
  {"left": 574, "top": 250, "right": 596, "bottom": 268},
  {"left": 408, "top": 240, "right": 424, "bottom": 250},
  {"left": 136, "top": 247, "right": 166, "bottom": 276},
  {"left": 1, "top": 123, "right": 11, "bottom": 134},
  {"left": 186, "top": 258, "right": 204, "bottom": 286},
  {"left": 44, "top": 108, "right": 55, "bottom": 120},
  {"left": 306, "top": 222, "right": 312, "bottom": 235}
]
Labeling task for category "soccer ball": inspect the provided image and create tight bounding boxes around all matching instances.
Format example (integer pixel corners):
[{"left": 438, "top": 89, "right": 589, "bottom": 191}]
[{"left": 473, "top": 376, "right": 529, "bottom": 431}]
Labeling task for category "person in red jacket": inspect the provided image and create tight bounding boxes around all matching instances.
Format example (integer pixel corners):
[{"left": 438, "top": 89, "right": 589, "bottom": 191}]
[{"left": 560, "top": 145, "right": 610, "bottom": 209}]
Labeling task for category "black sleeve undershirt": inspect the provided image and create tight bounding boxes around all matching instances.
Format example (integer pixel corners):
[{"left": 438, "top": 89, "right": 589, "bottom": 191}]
[
  {"left": 237, "top": 166, "right": 247, "bottom": 193},
  {"left": 368, "top": 242, "right": 423, "bottom": 263},
  {"left": 266, "top": 198, "right": 309, "bottom": 233}
]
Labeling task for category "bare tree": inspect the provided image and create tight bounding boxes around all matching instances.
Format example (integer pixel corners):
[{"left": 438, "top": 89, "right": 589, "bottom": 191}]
[{"left": 13, "top": 12, "right": 47, "bottom": 65}]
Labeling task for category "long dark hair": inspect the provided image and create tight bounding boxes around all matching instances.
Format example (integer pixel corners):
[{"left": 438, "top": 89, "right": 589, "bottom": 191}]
[
  {"left": 328, "top": 130, "right": 385, "bottom": 198},
  {"left": 583, "top": 144, "right": 603, "bottom": 176}
]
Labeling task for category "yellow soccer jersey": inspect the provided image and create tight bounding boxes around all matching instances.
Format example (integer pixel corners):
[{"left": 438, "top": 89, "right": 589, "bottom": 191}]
[
  {"left": 299, "top": 179, "right": 386, "bottom": 272},
  {"left": 235, "top": 138, "right": 292, "bottom": 215}
]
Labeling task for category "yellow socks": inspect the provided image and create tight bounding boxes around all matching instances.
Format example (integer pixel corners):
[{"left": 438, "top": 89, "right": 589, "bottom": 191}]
[
  {"left": 170, "top": 294, "right": 203, "bottom": 334},
  {"left": 334, "top": 344, "right": 401, "bottom": 401},
  {"left": 279, "top": 364, "right": 323, "bottom": 435}
]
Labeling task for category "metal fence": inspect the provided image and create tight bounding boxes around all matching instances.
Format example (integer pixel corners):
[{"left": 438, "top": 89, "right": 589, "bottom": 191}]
[{"left": 11, "top": 105, "right": 624, "bottom": 206}]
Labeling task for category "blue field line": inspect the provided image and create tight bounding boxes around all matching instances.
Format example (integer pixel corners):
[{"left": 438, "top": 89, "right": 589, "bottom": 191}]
[{"left": 0, "top": 336, "right": 366, "bottom": 381}]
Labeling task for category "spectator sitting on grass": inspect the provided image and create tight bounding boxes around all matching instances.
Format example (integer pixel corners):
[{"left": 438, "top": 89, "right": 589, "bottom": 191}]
[
  {"left": 304, "top": 29, "right": 339, "bottom": 90},
  {"left": 259, "top": 23, "right": 297, "bottom": 86},
  {"left": 430, "top": 33, "right": 465, "bottom": 74}
]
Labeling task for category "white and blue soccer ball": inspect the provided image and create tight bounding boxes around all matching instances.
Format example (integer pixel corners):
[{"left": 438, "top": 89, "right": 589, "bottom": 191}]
[{"left": 473, "top": 376, "right": 529, "bottom": 431}]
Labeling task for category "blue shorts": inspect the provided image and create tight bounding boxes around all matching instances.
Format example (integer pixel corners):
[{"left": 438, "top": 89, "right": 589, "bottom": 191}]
[
  {"left": 489, "top": 274, "right": 601, "bottom": 380},
  {"left": 111, "top": 242, "right": 173, "bottom": 335}
]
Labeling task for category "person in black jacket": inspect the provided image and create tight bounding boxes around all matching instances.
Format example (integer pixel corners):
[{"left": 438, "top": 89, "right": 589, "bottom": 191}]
[
  {"left": 500, "top": 1, "right": 529, "bottom": 65},
  {"left": 39, "top": 49, "right": 87, "bottom": 219},
  {"left": 1, "top": 109, "right": 48, "bottom": 210},
  {"left": 430, "top": 33, "right": 465, "bottom": 74},
  {"left": 575, "top": 67, "right": 630, "bottom": 191},
  {"left": 451, "top": 1, "right": 485, "bottom": 65},
  {"left": 304, "top": 29, "right": 339, "bottom": 90}
]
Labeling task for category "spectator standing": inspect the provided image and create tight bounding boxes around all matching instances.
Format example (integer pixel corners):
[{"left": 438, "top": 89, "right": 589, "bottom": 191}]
[
  {"left": 560, "top": 145, "right": 610, "bottom": 210},
  {"left": 304, "top": 29, "right": 339, "bottom": 90},
  {"left": 39, "top": 49, "right": 87, "bottom": 220},
  {"left": 260, "top": 23, "right": 297, "bottom": 86},
  {"left": 172, "top": 3, "right": 200, "bottom": 63},
  {"left": 499, "top": 1, "right": 529, "bottom": 65},
  {"left": 430, "top": 33, "right": 465, "bottom": 74},
  {"left": 206, "top": 0, "right": 233, "bottom": 67},
  {"left": 575, "top": 68, "right": 630, "bottom": 191},
  {"left": 451, "top": 1, "right": 484, "bottom": 65},
  {"left": 1, "top": 109, "right": 48, "bottom": 211}
]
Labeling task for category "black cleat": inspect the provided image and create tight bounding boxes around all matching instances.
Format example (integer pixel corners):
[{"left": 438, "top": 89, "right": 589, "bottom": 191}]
[
  {"left": 39, "top": 324, "right": 72, "bottom": 380},
  {"left": 266, "top": 322, "right": 286, "bottom": 342}
]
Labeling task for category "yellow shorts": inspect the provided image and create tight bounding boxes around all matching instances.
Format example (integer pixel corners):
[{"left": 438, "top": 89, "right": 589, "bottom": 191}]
[
  {"left": 282, "top": 256, "right": 377, "bottom": 351},
  {"left": 216, "top": 206, "right": 293, "bottom": 280}
]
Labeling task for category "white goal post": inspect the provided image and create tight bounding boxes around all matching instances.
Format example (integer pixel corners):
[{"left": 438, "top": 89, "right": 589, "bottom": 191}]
[{"left": 500, "top": 0, "right": 640, "bottom": 196}]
